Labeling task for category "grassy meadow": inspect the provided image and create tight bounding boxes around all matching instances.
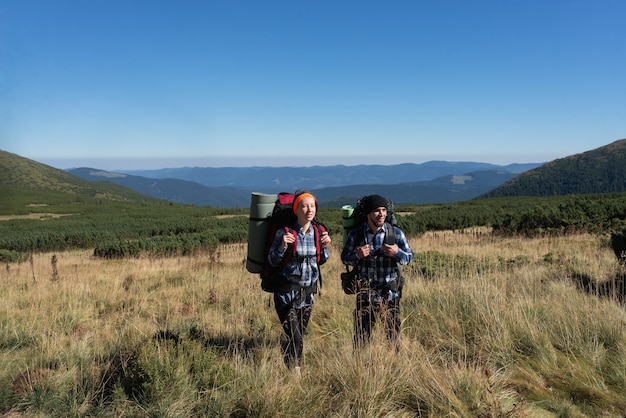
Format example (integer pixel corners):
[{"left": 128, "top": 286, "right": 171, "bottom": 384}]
[{"left": 1, "top": 229, "right": 626, "bottom": 417}]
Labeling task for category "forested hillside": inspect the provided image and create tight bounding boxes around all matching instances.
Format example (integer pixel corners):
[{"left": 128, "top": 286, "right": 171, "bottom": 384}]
[
  {"left": 482, "top": 138, "right": 626, "bottom": 198},
  {"left": 0, "top": 150, "right": 160, "bottom": 203}
]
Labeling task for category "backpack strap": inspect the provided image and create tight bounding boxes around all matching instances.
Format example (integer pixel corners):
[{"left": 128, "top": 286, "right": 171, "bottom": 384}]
[
  {"left": 384, "top": 222, "right": 397, "bottom": 245},
  {"left": 313, "top": 222, "right": 325, "bottom": 290},
  {"left": 353, "top": 222, "right": 402, "bottom": 292},
  {"left": 312, "top": 222, "right": 325, "bottom": 263},
  {"left": 356, "top": 221, "right": 396, "bottom": 247},
  {"left": 280, "top": 223, "right": 326, "bottom": 290},
  {"left": 288, "top": 222, "right": 325, "bottom": 259}
]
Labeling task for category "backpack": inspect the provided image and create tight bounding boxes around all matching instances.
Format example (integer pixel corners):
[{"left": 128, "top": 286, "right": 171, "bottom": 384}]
[
  {"left": 259, "top": 192, "right": 326, "bottom": 293},
  {"left": 341, "top": 195, "right": 403, "bottom": 295}
]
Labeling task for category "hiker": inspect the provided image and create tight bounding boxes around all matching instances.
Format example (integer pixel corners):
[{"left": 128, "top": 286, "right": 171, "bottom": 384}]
[
  {"left": 267, "top": 191, "right": 331, "bottom": 370},
  {"left": 341, "top": 194, "right": 413, "bottom": 349}
]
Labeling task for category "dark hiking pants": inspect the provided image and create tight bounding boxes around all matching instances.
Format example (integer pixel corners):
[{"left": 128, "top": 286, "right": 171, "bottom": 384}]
[
  {"left": 354, "top": 292, "right": 400, "bottom": 349},
  {"left": 274, "top": 294, "right": 312, "bottom": 368}
]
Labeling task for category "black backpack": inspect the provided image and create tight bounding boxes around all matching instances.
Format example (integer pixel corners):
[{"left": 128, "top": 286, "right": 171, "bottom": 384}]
[
  {"left": 341, "top": 196, "right": 403, "bottom": 295},
  {"left": 260, "top": 192, "right": 326, "bottom": 293}
]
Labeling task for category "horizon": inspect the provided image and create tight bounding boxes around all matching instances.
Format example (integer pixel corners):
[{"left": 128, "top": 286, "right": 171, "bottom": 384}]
[{"left": 34, "top": 153, "right": 554, "bottom": 171}]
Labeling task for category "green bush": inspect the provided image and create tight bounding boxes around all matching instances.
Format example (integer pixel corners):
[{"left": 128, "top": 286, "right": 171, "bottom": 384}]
[{"left": 0, "top": 249, "right": 29, "bottom": 263}]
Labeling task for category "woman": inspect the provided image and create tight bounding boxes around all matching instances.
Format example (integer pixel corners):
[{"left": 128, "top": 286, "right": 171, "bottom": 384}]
[{"left": 267, "top": 191, "right": 331, "bottom": 371}]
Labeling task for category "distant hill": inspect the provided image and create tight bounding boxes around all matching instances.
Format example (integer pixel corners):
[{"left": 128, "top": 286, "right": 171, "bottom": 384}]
[
  {"left": 313, "top": 170, "right": 521, "bottom": 206},
  {"left": 68, "top": 168, "right": 248, "bottom": 207},
  {"left": 124, "top": 161, "right": 541, "bottom": 190},
  {"left": 5, "top": 137, "right": 626, "bottom": 209},
  {"left": 69, "top": 166, "right": 530, "bottom": 207},
  {"left": 1, "top": 149, "right": 543, "bottom": 208},
  {"left": 482, "top": 138, "right": 626, "bottom": 198},
  {"left": 0, "top": 150, "right": 160, "bottom": 204},
  {"left": 103, "top": 161, "right": 540, "bottom": 207}
]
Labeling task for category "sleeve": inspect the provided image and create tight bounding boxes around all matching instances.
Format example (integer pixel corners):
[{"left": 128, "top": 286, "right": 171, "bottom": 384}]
[
  {"left": 267, "top": 228, "right": 288, "bottom": 267},
  {"left": 319, "top": 244, "right": 330, "bottom": 266},
  {"left": 341, "top": 228, "right": 360, "bottom": 266},
  {"left": 394, "top": 226, "right": 414, "bottom": 265}
]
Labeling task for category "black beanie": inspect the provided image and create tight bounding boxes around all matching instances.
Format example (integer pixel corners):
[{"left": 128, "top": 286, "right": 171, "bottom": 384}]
[{"left": 362, "top": 194, "right": 389, "bottom": 213}]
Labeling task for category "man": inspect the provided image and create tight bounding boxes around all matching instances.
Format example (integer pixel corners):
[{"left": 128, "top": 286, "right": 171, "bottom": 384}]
[{"left": 341, "top": 194, "right": 413, "bottom": 349}]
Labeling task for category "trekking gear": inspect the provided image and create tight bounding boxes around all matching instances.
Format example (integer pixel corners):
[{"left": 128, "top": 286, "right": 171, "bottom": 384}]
[
  {"left": 341, "top": 204, "right": 355, "bottom": 248},
  {"left": 340, "top": 267, "right": 360, "bottom": 294},
  {"left": 248, "top": 191, "right": 326, "bottom": 293},
  {"left": 341, "top": 223, "right": 398, "bottom": 294},
  {"left": 247, "top": 192, "right": 278, "bottom": 273},
  {"left": 341, "top": 195, "right": 404, "bottom": 295}
]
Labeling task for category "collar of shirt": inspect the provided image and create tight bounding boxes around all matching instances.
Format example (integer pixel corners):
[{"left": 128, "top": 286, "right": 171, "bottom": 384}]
[{"left": 364, "top": 223, "right": 387, "bottom": 242}]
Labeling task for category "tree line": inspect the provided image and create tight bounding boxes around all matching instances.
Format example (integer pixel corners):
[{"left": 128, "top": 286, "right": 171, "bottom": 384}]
[{"left": 1, "top": 192, "right": 626, "bottom": 261}]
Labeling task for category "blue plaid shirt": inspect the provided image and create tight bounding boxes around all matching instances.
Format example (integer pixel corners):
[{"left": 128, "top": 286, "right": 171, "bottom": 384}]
[
  {"left": 341, "top": 223, "right": 413, "bottom": 301},
  {"left": 268, "top": 223, "right": 329, "bottom": 308}
]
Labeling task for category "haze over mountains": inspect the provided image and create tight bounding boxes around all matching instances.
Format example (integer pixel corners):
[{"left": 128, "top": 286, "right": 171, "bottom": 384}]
[
  {"left": 121, "top": 162, "right": 539, "bottom": 190},
  {"left": 3, "top": 138, "right": 625, "bottom": 208},
  {"left": 68, "top": 162, "right": 540, "bottom": 207}
]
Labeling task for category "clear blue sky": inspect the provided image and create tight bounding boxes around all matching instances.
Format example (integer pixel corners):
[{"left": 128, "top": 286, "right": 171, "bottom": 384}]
[{"left": 1, "top": 0, "right": 624, "bottom": 170}]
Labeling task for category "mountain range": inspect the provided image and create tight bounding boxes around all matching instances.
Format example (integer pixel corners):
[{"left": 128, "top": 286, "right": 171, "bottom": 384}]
[
  {"left": 3, "top": 137, "right": 625, "bottom": 208},
  {"left": 121, "top": 161, "right": 539, "bottom": 190},
  {"left": 68, "top": 162, "right": 540, "bottom": 207}
]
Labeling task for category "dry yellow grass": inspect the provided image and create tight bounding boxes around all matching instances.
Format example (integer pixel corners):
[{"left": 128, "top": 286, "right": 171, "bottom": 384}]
[
  {"left": 1, "top": 230, "right": 625, "bottom": 417},
  {"left": 0, "top": 213, "right": 72, "bottom": 221}
]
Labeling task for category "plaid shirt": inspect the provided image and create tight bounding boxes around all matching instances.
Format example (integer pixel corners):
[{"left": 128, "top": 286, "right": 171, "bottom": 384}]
[
  {"left": 341, "top": 222, "right": 413, "bottom": 301},
  {"left": 268, "top": 223, "right": 329, "bottom": 308}
]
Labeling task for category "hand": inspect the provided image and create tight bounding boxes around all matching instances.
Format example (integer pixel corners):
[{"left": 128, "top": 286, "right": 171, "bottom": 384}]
[
  {"left": 282, "top": 231, "right": 295, "bottom": 249},
  {"left": 383, "top": 243, "right": 398, "bottom": 258},
  {"left": 321, "top": 231, "right": 331, "bottom": 247},
  {"left": 356, "top": 244, "right": 370, "bottom": 259}
]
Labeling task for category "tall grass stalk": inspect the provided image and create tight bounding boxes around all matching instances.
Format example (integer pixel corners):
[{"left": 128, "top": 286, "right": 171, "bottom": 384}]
[{"left": 1, "top": 232, "right": 625, "bottom": 416}]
